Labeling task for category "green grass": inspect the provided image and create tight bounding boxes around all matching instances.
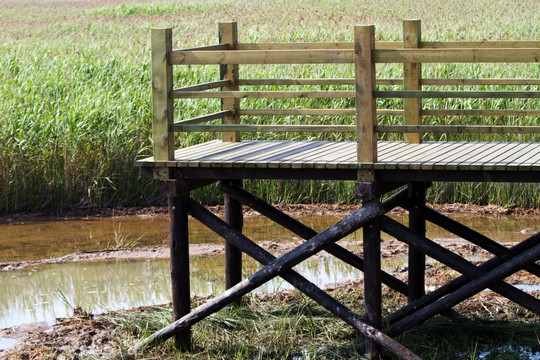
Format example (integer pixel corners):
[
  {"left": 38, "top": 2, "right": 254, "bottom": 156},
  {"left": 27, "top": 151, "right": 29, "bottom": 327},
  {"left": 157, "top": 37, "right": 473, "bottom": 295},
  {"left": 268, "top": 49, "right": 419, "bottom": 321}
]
[
  {"left": 98, "top": 287, "right": 540, "bottom": 359},
  {"left": 1, "top": 0, "right": 539, "bottom": 214}
]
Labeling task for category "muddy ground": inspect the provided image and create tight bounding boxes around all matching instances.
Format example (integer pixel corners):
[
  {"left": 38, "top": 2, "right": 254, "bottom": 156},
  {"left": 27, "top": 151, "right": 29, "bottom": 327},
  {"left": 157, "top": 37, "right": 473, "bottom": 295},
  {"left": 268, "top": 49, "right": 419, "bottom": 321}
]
[{"left": 0, "top": 203, "right": 539, "bottom": 359}]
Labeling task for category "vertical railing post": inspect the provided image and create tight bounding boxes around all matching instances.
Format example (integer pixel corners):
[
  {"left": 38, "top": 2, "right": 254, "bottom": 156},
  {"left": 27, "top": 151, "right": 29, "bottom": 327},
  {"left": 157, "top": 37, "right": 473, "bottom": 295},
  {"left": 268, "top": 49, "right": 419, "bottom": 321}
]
[
  {"left": 403, "top": 19, "right": 422, "bottom": 144},
  {"left": 151, "top": 28, "right": 174, "bottom": 179},
  {"left": 219, "top": 22, "right": 244, "bottom": 296},
  {"left": 403, "top": 19, "right": 425, "bottom": 303},
  {"left": 354, "top": 25, "right": 377, "bottom": 182},
  {"left": 219, "top": 21, "right": 240, "bottom": 142}
]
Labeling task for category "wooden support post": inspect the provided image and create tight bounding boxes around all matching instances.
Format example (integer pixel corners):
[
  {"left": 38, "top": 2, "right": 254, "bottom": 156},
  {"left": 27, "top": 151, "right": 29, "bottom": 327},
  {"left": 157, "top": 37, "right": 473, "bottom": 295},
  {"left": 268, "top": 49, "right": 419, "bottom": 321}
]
[
  {"left": 219, "top": 22, "right": 241, "bottom": 142},
  {"left": 403, "top": 19, "right": 422, "bottom": 144},
  {"left": 223, "top": 180, "right": 243, "bottom": 298},
  {"left": 363, "top": 211, "right": 382, "bottom": 360},
  {"left": 354, "top": 25, "right": 377, "bottom": 182},
  {"left": 151, "top": 28, "right": 174, "bottom": 179},
  {"left": 168, "top": 180, "right": 191, "bottom": 350},
  {"left": 407, "top": 182, "right": 426, "bottom": 302},
  {"left": 219, "top": 22, "right": 242, "bottom": 289}
]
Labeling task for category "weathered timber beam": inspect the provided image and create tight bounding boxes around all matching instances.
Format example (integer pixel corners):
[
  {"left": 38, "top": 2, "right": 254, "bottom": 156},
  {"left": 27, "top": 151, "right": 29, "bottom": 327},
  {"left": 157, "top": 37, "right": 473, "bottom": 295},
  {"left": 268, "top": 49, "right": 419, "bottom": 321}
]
[
  {"left": 380, "top": 217, "right": 540, "bottom": 315},
  {"left": 171, "top": 90, "right": 355, "bottom": 98},
  {"left": 374, "top": 125, "right": 540, "bottom": 134},
  {"left": 422, "top": 109, "right": 540, "bottom": 117},
  {"left": 174, "top": 124, "right": 356, "bottom": 133},
  {"left": 216, "top": 180, "right": 409, "bottom": 295},
  {"left": 236, "top": 78, "right": 540, "bottom": 86},
  {"left": 384, "top": 232, "right": 540, "bottom": 326},
  {"left": 131, "top": 199, "right": 422, "bottom": 360},
  {"left": 387, "top": 233, "right": 540, "bottom": 336},
  {"left": 419, "top": 41, "right": 540, "bottom": 48},
  {"left": 173, "top": 111, "right": 231, "bottom": 129},
  {"left": 400, "top": 201, "right": 540, "bottom": 277},
  {"left": 169, "top": 49, "right": 355, "bottom": 65},
  {"left": 375, "top": 90, "right": 540, "bottom": 99},
  {"left": 174, "top": 80, "right": 230, "bottom": 92},
  {"left": 374, "top": 48, "right": 540, "bottom": 63}
]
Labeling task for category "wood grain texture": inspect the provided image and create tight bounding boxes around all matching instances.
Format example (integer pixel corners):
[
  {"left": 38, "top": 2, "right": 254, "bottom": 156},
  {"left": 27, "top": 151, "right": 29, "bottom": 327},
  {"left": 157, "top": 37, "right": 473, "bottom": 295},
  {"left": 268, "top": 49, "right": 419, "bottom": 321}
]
[
  {"left": 403, "top": 20, "right": 422, "bottom": 144},
  {"left": 136, "top": 140, "right": 540, "bottom": 172}
]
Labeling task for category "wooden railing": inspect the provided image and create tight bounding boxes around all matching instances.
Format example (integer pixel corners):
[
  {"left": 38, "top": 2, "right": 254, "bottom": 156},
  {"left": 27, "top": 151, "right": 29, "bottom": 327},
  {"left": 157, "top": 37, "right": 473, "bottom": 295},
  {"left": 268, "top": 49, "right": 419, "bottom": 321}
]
[{"left": 150, "top": 20, "right": 539, "bottom": 179}]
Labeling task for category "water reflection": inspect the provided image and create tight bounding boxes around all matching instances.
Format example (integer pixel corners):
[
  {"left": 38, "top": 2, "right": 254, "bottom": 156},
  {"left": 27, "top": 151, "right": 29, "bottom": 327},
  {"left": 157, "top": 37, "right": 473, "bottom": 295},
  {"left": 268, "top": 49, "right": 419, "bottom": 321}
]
[
  {"left": 0, "top": 254, "right": 411, "bottom": 329},
  {"left": 1, "top": 213, "right": 538, "bottom": 262},
  {"left": 1, "top": 211, "right": 538, "bottom": 329}
]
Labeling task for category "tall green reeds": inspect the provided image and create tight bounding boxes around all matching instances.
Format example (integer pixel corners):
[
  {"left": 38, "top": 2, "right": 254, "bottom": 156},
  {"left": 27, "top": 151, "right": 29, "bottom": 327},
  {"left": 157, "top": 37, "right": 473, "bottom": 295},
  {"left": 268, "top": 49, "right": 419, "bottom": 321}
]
[{"left": 1, "top": 0, "right": 539, "bottom": 214}]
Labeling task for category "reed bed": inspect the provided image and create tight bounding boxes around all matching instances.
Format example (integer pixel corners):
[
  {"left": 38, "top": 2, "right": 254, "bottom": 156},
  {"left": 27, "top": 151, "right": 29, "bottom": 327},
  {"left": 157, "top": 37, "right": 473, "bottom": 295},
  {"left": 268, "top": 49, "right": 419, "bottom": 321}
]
[{"left": 1, "top": 0, "right": 539, "bottom": 213}]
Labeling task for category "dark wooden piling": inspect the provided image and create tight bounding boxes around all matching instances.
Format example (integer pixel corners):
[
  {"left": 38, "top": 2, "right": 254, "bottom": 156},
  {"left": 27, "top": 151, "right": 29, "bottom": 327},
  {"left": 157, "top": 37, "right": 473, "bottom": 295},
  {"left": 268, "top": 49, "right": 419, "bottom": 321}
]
[
  {"left": 363, "top": 217, "right": 382, "bottom": 360},
  {"left": 167, "top": 180, "right": 191, "bottom": 350},
  {"left": 407, "top": 182, "right": 426, "bottom": 302},
  {"left": 223, "top": 179, "right": 243, "bottom": 300}
]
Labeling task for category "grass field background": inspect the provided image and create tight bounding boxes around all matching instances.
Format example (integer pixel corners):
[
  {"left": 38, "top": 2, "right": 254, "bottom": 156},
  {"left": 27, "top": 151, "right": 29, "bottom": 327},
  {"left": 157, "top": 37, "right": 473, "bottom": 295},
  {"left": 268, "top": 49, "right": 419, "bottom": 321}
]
[{"left": 1, "top": 0, "right": 539, "bottom": 214}]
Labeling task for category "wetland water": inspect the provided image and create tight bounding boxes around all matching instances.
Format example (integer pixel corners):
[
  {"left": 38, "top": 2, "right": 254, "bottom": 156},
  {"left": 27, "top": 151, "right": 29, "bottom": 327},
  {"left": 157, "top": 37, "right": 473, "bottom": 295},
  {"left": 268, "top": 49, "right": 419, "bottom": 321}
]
[{"left": 0, "top": 212, "right": 538, "bottom": 329}]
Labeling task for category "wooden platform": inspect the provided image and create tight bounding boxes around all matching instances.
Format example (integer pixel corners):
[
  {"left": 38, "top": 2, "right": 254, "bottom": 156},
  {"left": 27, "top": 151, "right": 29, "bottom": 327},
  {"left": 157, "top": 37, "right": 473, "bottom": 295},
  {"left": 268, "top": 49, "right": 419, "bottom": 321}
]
[{"left": 137, "top": 140, "right": 540, "bottom": 182}]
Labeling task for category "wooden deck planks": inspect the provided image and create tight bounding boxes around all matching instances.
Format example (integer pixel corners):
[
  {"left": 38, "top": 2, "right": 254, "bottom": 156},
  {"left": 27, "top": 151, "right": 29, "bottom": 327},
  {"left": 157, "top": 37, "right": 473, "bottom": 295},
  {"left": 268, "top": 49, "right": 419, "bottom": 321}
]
[{"left": 136, "top": 140, "right": 540, "bottom": 172}]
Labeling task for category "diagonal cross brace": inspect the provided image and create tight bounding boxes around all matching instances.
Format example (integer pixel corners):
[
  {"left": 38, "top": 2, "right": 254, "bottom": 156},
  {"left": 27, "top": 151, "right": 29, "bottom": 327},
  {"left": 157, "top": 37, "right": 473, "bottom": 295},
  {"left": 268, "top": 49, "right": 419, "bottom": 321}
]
[
  {"left": 385, "top": 231, "right": 540, "bottom": 326},
  {"left": 217, "top": 180, "right": 409, "bottom": 295},
  {"left": 131, "top": 199, "right": 422, "bottom": 360},
  {"left": 401, "top": 201, "right": 540, "bottom": 277},
  {"left": 388, "top": 232, "right": 540, "bottom": 336},
  {"left": 380, "top": 216, "right": 540, "bottom": 334}
]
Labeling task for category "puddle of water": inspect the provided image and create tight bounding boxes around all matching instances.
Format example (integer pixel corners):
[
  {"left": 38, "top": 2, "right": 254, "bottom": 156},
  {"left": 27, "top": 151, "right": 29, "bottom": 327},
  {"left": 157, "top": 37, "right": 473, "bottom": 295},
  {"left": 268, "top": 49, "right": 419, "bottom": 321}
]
[
  {"left": 1, "top": 212, "right": 537, "bottom": 262},
  {"left": 0, "top": 254, "right": 409, "bottom": 330},
  {"left": 0, "top": 336, "right": 18, "bottom": 351},
  {"left": 0, "top": 210, "right": 537, "bottom": 329}
]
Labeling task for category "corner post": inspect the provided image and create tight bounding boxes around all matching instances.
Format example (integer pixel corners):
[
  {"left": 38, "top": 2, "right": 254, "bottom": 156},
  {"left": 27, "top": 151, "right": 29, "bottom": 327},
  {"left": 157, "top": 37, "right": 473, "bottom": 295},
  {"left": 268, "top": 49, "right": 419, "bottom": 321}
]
[
  {"left": 219, "top": 21, "right": 240, "bottom": 142},
  {"left": 151, "top": 28, "right": 174, "bottom": 179},
  {"left": 219, "top": 22, "right": 243, "bottom": 295},
  {"left": 403, "top": 19, "right": 422, "bottom": 144},
  {"left": 168, "top": 180, "right": 191, "bottom": 350},
  {"left": 354, "top": 25, "right": 377, "bottom": 182},
  {"left": 407, "top": 182, "right": 427, "bottom": 302}
]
